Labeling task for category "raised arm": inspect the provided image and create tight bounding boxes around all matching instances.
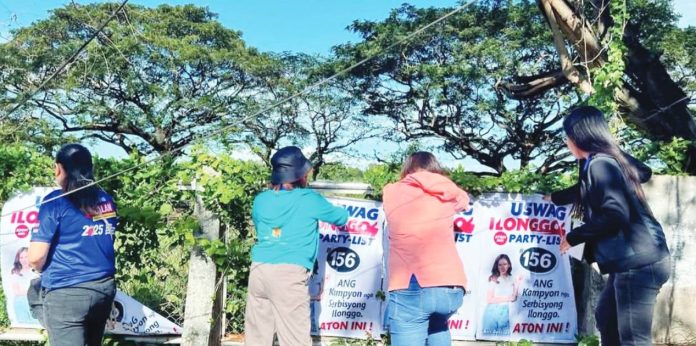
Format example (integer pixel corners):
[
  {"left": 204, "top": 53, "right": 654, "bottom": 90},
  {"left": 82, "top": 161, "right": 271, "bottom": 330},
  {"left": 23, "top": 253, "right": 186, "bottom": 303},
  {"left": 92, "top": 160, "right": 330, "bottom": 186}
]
[
  {"left": 565, "top": 158, "right": 630, "bottom": 246},
  {"left": 308, "top": 192, "right": 349, "bottom": 226},
  {"left": 408, "top": 171, "right": 470, "bottom": 211}
]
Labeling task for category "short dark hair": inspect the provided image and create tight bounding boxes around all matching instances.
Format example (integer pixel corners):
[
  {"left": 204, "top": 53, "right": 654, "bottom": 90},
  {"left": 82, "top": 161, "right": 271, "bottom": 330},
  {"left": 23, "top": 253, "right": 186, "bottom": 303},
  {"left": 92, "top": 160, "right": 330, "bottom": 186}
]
[{"left": 400, "top": 151, "right": 444, "bottom": 179}]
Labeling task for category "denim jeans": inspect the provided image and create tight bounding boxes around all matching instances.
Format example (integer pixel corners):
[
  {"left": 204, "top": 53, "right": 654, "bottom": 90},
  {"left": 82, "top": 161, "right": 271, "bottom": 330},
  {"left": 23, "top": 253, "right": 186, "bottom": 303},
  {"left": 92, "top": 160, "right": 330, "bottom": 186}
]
[
  {"left": 481, "top": 303, "right": 510, "bottom": 336},
  {"left": 387, "top": 276, "right": 464, "bottom": 346},
  {"left": 42, "top": 276, "right": 116, "bottom": 346},
  {"left": 596, "top": 256, "right": 670, "bottom": 346}
]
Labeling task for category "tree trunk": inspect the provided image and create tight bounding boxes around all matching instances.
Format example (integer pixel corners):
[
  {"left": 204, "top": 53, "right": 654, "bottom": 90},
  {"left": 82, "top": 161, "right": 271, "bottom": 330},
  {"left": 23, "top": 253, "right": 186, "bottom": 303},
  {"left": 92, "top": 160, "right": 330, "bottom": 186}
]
[{"left": 499, "top": 0, "right": 696, "bottom": 173}]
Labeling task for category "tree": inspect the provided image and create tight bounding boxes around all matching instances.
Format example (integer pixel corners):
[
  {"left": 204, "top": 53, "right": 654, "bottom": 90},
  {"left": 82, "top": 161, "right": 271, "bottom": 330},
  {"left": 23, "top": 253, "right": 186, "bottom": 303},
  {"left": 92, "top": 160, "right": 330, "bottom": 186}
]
[
  {"left": 228, "top": 53, "right": 380, "bottom": 177},
  {"left": 497, "top": 0, "right": 696, "bottom": 172},
  {"left": 0, "top": 3, "right": 273, "bottom": 156},
  {"left": 331, "top": 1, "right": 577, "bottom": 175}
]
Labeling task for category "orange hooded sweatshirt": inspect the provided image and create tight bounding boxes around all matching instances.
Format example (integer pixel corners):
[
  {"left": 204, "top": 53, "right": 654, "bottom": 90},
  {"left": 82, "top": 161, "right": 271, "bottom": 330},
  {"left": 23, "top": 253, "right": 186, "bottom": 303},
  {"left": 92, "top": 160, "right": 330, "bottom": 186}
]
[{"left": 383, "top": 171, "right": 469, "bottom": 291}]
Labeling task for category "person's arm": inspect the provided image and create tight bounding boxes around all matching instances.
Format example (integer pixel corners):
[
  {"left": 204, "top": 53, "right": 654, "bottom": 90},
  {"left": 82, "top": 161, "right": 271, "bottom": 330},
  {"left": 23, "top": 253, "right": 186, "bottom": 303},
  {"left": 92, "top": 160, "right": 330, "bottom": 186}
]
[
  {"left": 547, "top": 158, "right": 582, "bottom": 205},
  {"left": 309, "top": 192, "right": 349, "bottom": 226},
  {"left": 29, "top": 196, "right": 60, "bottom": 272},
  {"left": 28, "top": 243, "right": 50, "bottom": 272},
  {"left": 549, "top": 184, "right": 579, "bottom": 205},
  {"left": 511, "top": 276, "right": 524, "bottom": 302},
  {"left": 565, "top": 158, "right": 630, "bottom": 246},
  {"left": 410, "top": 172, "right": 470, "bottom": 211}
]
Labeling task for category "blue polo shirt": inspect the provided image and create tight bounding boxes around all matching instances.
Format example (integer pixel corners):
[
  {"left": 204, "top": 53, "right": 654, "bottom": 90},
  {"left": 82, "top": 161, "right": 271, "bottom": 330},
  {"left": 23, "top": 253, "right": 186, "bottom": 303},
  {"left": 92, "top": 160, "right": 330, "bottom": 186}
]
[{"left": 32, "top": 189, "right": 117, "bottom": 290}]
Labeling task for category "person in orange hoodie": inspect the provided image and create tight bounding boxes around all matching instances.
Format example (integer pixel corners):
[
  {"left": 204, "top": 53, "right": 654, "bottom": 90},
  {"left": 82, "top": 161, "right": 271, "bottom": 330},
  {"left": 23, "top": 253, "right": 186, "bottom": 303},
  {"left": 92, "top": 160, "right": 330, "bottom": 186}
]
[{"left": 382, "top": 152, "right": 470, "bottom": 346}]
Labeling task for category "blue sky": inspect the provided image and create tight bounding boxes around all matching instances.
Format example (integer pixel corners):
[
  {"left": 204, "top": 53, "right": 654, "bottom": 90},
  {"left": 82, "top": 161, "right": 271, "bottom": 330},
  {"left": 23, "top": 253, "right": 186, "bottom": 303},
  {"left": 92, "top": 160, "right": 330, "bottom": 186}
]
[
  {"left": 0, "top": 0, "right": 456, "bottom": 54},
  {"left": 2, "top": 0, "right": 693, "bottom": 54}
]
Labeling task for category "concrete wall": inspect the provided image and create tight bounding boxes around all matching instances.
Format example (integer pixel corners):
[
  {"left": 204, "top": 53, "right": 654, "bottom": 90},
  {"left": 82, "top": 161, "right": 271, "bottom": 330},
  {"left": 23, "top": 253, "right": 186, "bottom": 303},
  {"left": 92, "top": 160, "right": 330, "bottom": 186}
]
[
  {"left": 576, "top": 175, "right": 696, "bottom": 345},
  {"left": 647, "top": 176, "right": 696, "bottom": 344}
]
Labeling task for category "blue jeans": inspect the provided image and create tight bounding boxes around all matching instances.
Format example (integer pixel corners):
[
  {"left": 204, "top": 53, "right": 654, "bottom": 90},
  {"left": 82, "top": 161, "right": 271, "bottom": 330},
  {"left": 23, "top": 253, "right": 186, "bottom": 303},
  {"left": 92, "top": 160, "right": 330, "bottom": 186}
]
[
  {"left": 596, "top": 256, "right": 670, "bottom": 346},
  {"left": 387, "top": 276, "right": 464, "bottom": 346},
  {"left": 42, "top": 277, "right": 116, "bottom": 346},
  {"left": 481, "top": 303, "right": 510, "bottom": 336}
]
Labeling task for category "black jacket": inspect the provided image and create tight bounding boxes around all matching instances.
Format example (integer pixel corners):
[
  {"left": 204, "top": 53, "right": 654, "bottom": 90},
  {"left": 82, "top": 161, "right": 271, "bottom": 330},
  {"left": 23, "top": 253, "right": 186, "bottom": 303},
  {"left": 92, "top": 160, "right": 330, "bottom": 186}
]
[{"left": 551, "top": 153, "right": 669, "bottom": 273}]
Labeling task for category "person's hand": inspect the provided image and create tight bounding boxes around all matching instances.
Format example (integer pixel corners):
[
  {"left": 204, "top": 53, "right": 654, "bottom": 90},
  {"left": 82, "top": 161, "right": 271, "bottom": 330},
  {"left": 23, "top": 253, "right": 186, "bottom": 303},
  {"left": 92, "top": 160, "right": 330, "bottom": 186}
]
[
  {"left": 516, "top": 275, "right": 525, "bottom": 286},
  {"left": 560, "top": 235, "right": 571, "bottom": 254}
]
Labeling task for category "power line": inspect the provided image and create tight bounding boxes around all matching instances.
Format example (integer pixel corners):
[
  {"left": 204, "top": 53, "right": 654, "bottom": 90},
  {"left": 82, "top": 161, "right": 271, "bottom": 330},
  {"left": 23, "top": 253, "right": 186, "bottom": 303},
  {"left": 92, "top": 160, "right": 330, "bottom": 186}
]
[
  {"left": 0, "top": 0, "right": 129, "bottom": 121},
  {"left": 0, "top": 1, "right": 478, "bottom": 219}
]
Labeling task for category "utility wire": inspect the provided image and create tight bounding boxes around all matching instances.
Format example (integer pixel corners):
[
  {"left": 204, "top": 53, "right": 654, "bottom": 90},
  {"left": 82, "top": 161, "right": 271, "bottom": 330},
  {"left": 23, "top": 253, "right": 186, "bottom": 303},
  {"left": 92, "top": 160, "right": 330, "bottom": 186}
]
[
  {"left": 0, "top": 0, "right": 129, "bottom": 121},
  {"left": 1, "top": 1, "right": 478, "bottom": 218}
]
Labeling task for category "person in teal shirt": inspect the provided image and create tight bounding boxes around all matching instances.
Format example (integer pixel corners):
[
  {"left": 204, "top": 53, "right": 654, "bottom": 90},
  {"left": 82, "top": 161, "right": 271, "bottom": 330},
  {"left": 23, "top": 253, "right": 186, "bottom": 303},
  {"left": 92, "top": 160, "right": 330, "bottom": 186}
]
[{"left": 245, "top": 146, "right": 348, "bottom": 346}]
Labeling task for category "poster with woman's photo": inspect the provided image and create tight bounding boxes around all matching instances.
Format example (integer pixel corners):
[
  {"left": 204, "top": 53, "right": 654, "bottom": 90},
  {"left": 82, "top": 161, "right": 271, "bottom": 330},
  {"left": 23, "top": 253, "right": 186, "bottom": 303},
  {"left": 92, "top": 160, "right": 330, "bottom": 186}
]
[
  {"left": 472, "top": 194, "right": 577, "bottom": 343},
  {"left": 1, "top": 187, "right": 182, "bottom": 335},
  {"left": 0, "top": 187, "right": 52, "bottom": 328}
]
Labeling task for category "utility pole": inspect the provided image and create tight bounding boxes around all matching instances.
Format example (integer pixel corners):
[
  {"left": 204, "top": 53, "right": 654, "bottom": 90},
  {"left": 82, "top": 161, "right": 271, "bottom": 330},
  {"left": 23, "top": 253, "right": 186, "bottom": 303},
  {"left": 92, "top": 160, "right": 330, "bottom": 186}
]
[{"left": 181, "top": 180, "right": 224, "bottom": 346}]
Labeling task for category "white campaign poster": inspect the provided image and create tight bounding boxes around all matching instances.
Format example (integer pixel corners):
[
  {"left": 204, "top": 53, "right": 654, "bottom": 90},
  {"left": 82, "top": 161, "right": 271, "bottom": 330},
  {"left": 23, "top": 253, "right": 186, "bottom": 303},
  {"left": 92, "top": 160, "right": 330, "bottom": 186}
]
[
  {"left": 0, "top": 187, "right": 52, "bottom": 328},
  {"left": 472, "top": 193, "right": 577, "bottom": 343},
  {"left": 447, "top": 206, "right": 480, "bottom": 340},
  {"left": 0, "top": 187, "right": 182, "bottom": 335},
  {"left": 106, "top": 291, "right": 182, "bottom": 335},
  {"left": 314, "top": 197, "right": 385, "bottom": 339}
]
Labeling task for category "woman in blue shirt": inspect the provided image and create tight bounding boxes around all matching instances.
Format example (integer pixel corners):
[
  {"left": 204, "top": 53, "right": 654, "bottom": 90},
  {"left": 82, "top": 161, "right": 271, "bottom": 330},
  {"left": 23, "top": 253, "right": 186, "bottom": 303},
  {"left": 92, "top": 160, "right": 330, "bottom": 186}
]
[{"left": 28, "top": 143, "right": 118, "bottom": 346}]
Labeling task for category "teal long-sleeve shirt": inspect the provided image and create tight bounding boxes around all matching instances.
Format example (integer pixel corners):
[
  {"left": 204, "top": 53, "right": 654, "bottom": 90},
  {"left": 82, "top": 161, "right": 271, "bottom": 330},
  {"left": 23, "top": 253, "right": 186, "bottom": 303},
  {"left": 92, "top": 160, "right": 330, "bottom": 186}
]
[{"left": 251, "top": 188, "right": 349, "bottom": 270}]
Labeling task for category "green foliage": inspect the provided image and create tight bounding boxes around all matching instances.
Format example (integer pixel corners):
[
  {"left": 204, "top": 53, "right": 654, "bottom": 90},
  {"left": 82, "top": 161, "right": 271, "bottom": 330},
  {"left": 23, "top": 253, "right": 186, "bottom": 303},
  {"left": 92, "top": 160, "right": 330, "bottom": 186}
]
[
  {"left": 0, "top": 144, "right": 54, "bottom": 203},
  {"left": 0, "top": 281, "right": 10, "bottom": 330},
  {"left": 185, "top": 148, "right": 268, "bottom": 333},
  {"left": 451, "top": 167, "right": 575, "bottom": 196},
  {"left": 589, "top": 0, "right": 628, "bottom": 116},
  {"left": 316, "top": 163, "right": 365, "bottom": 182},
  {"left": 0, "top": 3, "right": 274, "bottom": 155},
  {"left": 660, "top": 26, "right": 696, "bottom": 95},
  {"left": 577, "top": 334, "right": 600, "bottom": 346},
  {"left": 332, "top": 1, "right": 574, "bottom": 174},
  {"left": 362, "top": 164, "right": 400, "bottom": 200},
  {"left": 630, "top": 136, "right": 693, "bottom": 175},
  {"left": 329, "top": 334, "right": 382, "bottom": 346},
  {"left": 498, "top": 339, "right": 534, "bottom": 346}
]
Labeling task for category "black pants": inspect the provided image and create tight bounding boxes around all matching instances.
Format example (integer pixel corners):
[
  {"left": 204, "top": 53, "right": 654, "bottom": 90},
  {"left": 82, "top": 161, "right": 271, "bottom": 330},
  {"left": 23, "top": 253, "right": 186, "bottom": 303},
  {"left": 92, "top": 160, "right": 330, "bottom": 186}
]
[
  {"left": 596, "top": 257, "right": 670, "bottom": 346},
  {"left": 41, "top": 277, "right": 116, "bottom": 346}
]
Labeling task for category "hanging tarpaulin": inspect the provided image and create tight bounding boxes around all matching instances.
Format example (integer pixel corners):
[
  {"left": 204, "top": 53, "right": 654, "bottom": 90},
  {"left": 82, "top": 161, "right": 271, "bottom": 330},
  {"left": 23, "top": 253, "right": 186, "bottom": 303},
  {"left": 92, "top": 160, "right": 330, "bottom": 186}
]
[
  {"left": 106, "top": 291, "right": 182, "bottom": 335},
  {"left": 0, "top": 187, "right": 181, "bottom": 335},
  {"left": 0, "top": 187, "right": 52, "bottom": 328},
  {"left": 313, "top": 197, "right": 386, "bottom": 340},
  {"left": 446, "top": 206, "right": 479, "bottom": 340},
  {"left": 467, "top": 193, "right": 577, "bottom": 343}
]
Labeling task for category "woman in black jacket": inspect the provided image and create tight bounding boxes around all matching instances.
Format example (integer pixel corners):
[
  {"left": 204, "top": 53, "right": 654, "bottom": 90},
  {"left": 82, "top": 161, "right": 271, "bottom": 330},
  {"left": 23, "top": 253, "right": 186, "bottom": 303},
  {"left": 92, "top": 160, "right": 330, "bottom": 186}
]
[{"left": 550, "top": 106, "right": 670, "bottom": 346}]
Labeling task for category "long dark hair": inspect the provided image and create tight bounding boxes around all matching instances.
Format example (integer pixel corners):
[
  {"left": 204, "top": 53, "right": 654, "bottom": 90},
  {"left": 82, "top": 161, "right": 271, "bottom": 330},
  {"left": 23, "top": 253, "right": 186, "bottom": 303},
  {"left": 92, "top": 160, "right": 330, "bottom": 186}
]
[
  {"left": 401, "top": 151, "right": 445, "bottom": 179},
  {"left": 489, "top": 254, "right": 512, "bottom": 282},
  {"left": 56, "top": 144, "right": 102, "bottom": 215},
  {"left": 563, "top": 107, "right": 646, "bottom": 211},
  {"left": 11, "top": 247, "right": 28, "bottom": 275}
]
